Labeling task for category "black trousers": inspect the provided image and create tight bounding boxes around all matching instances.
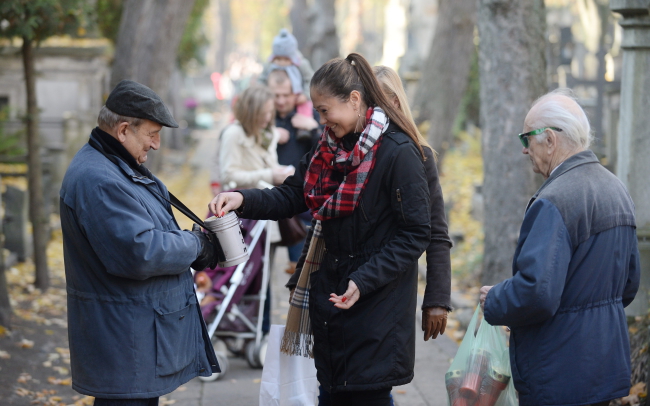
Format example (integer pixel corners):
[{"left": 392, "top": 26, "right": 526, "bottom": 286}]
[
  {"left": 94, "top": 398, "right": 158, "bottom": 406},
  {"left": 328, "top": 388, "right": 392, "bottom": 406}
]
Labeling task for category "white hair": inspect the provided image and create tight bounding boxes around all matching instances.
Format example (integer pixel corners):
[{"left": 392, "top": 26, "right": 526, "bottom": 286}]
[
  {"left": 529, "top": 88, "right": 593, "bottom": 150},
  {"left": 97, "top": 106, "right": 142, "bottom": 130}
]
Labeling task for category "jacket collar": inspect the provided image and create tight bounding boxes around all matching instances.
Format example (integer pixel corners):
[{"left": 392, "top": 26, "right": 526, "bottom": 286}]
[
  {"left": 88, "top": 128, "right": 156, "bottom": 185},
  {"left": 525, "top": 150, "right": 599, "bottom": 212}
]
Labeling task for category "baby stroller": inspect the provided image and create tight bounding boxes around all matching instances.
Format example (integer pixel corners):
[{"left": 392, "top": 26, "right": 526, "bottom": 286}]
[{"left": 194, "top": 217, "right": 271, "bottom": 381}]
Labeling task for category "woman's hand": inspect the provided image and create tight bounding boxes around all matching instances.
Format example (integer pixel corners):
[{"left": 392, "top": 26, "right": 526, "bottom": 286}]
[
  {"left": 422, "top": 306, "right": 448, "bottom": 341},
  {"left": 209, "top": 192, "right": 244, "bottom": 217},
  {"left": 329, "top": 280, "right": 360, "bottom": 309}
]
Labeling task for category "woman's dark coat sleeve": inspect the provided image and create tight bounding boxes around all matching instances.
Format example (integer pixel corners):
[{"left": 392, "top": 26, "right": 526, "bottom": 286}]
[{"left": 422, "top": 147, "right": 453, "bottom": 311}]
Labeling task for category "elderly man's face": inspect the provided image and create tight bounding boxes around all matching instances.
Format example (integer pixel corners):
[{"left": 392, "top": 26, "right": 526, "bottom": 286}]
[
  {"left": 269, "top": 79, "right": 297, "bottom": 117},
  {"left": 122, "top": 119, "right": 162, "bottom": 164}
]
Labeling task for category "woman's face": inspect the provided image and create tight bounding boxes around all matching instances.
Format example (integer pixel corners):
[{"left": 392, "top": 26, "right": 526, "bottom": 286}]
[
  {"left": 257, "top": 99, "right": 274, "bottom": 131},
  {"left": 311, "top": 90, "right": 362, "bottom": 138}
]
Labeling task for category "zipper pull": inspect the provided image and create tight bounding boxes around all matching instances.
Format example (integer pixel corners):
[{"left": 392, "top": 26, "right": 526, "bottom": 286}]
[{"left": 396, "top": 189, "right": 402, "bottom": 202}]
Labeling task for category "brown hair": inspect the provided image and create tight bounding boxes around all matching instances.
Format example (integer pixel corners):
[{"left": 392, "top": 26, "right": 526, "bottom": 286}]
[
  {"left": 234, "top": 85, "right": 275, "bottom": 140},
  {"left": 310, "top": 53, "right": 424, "bottom": 158},
  {"left": 373, "top": 65, "right": 435, "bottom": 160}
]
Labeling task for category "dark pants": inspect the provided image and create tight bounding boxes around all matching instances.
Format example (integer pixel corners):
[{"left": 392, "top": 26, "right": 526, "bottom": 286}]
[
  {"left": 319, "top": 386, "right": 393, "bottom": 406},
  {"left": 94, "top": 398, "right": 158, "bottom": 406}
]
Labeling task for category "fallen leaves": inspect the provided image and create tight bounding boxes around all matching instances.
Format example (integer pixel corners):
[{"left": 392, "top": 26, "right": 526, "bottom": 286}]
[
  {"left": 18, "top": 338, "right": 35, "bottom": 349},
  {"left": 47, "top": 376, "right": 72, "bottom": 386},
  {"left": 0, "top": 350, "right": 10, "bottom": 359}
]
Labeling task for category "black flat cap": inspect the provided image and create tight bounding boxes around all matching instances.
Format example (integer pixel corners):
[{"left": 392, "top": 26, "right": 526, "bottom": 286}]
[{"left": 106, "top": 80, "right": 179, "bottom": 128}]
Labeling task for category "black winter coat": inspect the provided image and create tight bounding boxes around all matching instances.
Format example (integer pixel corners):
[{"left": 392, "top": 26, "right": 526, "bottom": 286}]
[
  {"left": 287, "top": 145, "right": 453, "bottom": 310},
  {"left": 239, "top": 125, "right": 431, "bottom": 392}
]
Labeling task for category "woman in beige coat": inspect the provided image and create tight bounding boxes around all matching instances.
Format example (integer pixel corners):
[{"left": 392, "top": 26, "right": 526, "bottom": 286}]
[{"left": 218, "top": 85, "right": 294, "bottom": 191}]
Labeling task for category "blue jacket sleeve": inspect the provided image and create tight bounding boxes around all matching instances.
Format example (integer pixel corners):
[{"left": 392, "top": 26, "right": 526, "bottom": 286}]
[
  {"left": 78, "top": 180, "right": 200, "bottom": 280},
  {"left": 623, "top": 234, "right": 641, "bottom": 307},
  {"left": 348, "top": 142, "right": 431, "bottom": 296},
  {"left": 484, "top": 199, "right": 572, "bottom": 327}
]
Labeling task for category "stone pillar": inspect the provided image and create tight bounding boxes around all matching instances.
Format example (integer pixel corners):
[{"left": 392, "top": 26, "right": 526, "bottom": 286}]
[{"left": 611, "top": 0, "right": 650, "bottom": 316}]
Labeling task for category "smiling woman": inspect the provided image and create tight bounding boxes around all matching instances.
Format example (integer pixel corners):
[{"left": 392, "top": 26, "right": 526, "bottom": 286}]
[{"left": 210, "top": 53, "right": 438, "bottom": 406}]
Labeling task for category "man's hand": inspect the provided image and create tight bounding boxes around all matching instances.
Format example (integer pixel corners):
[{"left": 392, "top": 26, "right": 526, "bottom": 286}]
[
  {"left": 479, "top": 285, "right": 493, "bottom": 311},
  {"left": 277, "top": 127, "right": 290, "bottom": 145},
  {"left": 291, "top": 114, "right": 318, "bottom": 131},
  {"left": 422, "top": 307, "right": 448, "bottom": 341},
  {"left": 329, "top": 280, "right": 360, "bottom": 309},
  {"left": 209, "top": 192, "right": 244, "bottom": 217},
  {"left": 190, "top": 226, "right": 218, "bottom": 271}
]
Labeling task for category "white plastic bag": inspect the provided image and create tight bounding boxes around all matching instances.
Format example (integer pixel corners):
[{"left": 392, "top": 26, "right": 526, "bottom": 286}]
[{"left": 259, "top": 324, "right": 319, "bottom": 406}]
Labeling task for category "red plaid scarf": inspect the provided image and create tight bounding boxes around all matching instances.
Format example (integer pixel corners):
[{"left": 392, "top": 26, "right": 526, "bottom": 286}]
[{"left": 304, "top": 107, "right": 389, "bottom": 220}]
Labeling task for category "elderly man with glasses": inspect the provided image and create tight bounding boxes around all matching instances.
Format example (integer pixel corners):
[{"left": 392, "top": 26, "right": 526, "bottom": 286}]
[{"left": 479, "top": 88, "right": 640, "bottom": 406}]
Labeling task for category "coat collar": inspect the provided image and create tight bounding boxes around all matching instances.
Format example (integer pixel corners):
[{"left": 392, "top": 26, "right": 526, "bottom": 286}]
[
  {"left": 89, "top": 130, "right": 156, "bottom": 185},
  {"left": 525, "top": 150, "right": 599, "bottom": 212}
]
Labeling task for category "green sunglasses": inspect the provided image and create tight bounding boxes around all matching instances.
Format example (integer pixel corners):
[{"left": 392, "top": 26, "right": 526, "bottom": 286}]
[{"left": 518, "top": 127, "right": 563, "bottom": 148}]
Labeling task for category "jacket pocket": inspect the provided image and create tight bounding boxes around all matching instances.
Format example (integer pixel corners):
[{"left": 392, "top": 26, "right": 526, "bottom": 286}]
[{"left": 154, "top": 295, "right": 197, "bottom": 376}]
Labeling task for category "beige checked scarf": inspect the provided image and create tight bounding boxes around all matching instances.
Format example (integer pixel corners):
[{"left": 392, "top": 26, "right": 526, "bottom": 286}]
[{"left": 280, "top": 220, "right": 325, "bottom": 358}]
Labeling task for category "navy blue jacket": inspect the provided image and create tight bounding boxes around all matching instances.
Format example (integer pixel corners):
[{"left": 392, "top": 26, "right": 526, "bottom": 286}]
[
  {"left": 60, "top": 131, "right": 218, "bottom": 399},
  {"left": 484, "top": 150, "right": 640, "bottom": 406}
]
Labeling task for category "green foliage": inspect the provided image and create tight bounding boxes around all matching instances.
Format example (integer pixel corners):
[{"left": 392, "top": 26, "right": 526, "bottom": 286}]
[
  {"left": 96, "top": 0, "right": 122, "bottom": 44},
  {"left": 0, "top": 107, "right": 25, "bottom": 157},
  {"left": 0, "top": 0, "right": 91, "bottom": 42},
  {"left": 177, "top": 0, "right": 210, "bottom": 71}
]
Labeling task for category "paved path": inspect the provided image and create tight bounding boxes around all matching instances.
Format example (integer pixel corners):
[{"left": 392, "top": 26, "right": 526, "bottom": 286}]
[{"left": 168, "top": 129, "right": 458, "bottom": 406}]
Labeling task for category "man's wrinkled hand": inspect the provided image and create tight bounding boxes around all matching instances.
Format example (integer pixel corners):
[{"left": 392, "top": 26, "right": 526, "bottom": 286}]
[
  {"left": 479, "top": 285, "right": 493, "bottom": 311},
  {"left": 422, "top": 306, "right": 448, "bottom": 341},
  {"left": 329, "top": 280, "right": 360, "bottom": 310}
]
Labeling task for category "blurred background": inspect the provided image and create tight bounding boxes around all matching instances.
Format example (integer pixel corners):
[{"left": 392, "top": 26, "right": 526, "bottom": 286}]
[{"left": 0, "top": 0, "right": 649, "bottom": 405}]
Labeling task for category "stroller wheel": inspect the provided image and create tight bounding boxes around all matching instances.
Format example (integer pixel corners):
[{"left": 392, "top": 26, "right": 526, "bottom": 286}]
[
  {"left": 245, "top": 336, "right": 268, "bottom": 369},
  {"left": 199, "top": 351, "right": 229, "bottom": 382}
]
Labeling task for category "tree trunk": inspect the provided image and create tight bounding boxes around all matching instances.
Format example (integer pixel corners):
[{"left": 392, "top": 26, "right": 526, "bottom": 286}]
[
  {"left": 478, "top": 0, "right": 547, "bottom": 286},
  {"left": 111, "top": 0, "right": 196, "bottom": 94},
  {"left": 290, "top": 0, "right": 311, "bottom": 58},
  {"left": 0, "top": 176, "right": 11, "bottom": 329},
  {"left": 306, "top": 0, "right": 340, "bottom": 69},
  {"left": 215, "top": 0, "right": 233, "bottom": 73},
  {"left": 412, "top": 0, "right": 477, "bottom": 162},
  {"left": 110, "top": 0, "right": 195, "bottom": 172},
  {"left": 22, "top": 37, "right": 50, "bottom": 291}
]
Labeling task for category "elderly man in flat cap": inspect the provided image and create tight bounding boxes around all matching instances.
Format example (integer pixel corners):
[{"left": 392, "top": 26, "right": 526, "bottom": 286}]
[
  {"left": 479, "top": 88, "right": 640, "bottom": 406},
  {"left": 60, "top": 80, "right": 219, "bottom": 405}
]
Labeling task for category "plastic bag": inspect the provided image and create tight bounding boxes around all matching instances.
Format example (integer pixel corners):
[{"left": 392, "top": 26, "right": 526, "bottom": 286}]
[
  {"left": 446, "top": 306, "right": 518, "bottom": 406},
  {"left": 259, "top": 325, "right": 319, "bottom": 406}
]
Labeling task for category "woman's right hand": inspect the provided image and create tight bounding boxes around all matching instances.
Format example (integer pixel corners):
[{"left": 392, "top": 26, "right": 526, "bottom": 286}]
[{"left": 209, "top": 192, "right": 244, "bottom": 217}]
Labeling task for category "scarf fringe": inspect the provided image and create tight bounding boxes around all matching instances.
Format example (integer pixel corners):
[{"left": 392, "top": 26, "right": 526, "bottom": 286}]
[{"left": 280, "top": 330, "right": 315, "bottom": 358}]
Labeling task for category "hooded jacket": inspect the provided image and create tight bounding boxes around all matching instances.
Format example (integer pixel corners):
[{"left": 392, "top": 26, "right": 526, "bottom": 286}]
[{"left": 239, "top": 124, "right": 431, "bottom": 392}]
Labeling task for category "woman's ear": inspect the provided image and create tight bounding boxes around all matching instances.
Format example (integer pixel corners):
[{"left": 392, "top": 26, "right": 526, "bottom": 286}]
[{"left": 349, "top": 90, "right": 361, "bottom": 109}]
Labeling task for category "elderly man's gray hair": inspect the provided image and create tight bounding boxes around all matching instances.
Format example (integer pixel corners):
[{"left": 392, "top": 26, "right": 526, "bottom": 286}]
[
  {"left": 97, "top": 105, "right": 142, "bottom": 130},
  {"left": 529, "top": 88, "right": 593, "bottom": 149}
]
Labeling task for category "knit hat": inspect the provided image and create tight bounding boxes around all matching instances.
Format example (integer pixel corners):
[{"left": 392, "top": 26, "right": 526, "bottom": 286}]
[{"left": 271, "top": 29, "right": 300, "bottom": 65}]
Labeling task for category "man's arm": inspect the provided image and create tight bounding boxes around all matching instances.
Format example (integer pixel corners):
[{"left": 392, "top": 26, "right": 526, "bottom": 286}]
[{"left": 484, "top": 199, "right": 573, "bottom": 327}]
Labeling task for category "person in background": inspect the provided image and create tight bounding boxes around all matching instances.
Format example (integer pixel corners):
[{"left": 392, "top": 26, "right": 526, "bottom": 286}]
[
  {"left": 479, "top": 89, "right": 640, "bottom": 406},
  {"left": 60, "top": 80, "right": 220, "bottom": 405},
  {"left": 373, "top": 65, "right": 453, "bottom": 341},
  {"left": 216, "top": 84, "right": 294, "bottom": 335},
  {"left": 211, "top": 53, "right": 432, "bottom": 406},
  {"left": 258, "top": 28, "right": 315, "bottom": 141},
  {"left": 266, "top": 68, "right": 321, "bottom": 275}
]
